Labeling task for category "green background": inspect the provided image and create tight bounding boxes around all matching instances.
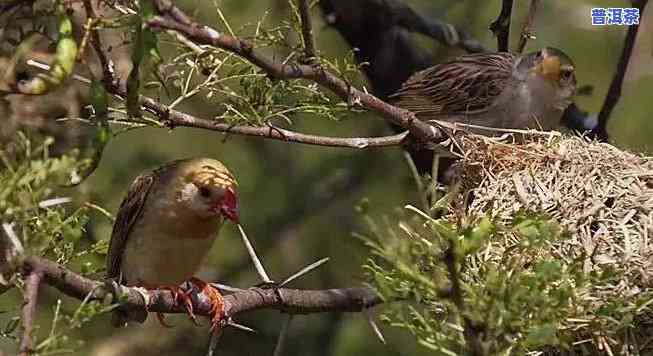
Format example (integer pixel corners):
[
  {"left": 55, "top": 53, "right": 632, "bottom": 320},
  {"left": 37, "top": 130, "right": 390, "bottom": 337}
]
[{"left": 1, "top": 0, "right": 651, "bottom": 355}]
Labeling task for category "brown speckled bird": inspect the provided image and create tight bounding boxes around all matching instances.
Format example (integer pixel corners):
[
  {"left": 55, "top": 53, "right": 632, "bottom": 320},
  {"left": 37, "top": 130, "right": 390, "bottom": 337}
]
[
  {"left": 107, "top": 158, "right": 238, "bottom": 328},
  {"left": 389, "top": 47, "right": 577, "bottom": 133}
]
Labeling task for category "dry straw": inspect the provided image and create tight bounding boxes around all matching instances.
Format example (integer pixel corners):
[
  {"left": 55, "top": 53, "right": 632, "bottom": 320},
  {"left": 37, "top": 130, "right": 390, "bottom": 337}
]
[{"left": 451, "top": 131, "right": 653, "bottom": 353}]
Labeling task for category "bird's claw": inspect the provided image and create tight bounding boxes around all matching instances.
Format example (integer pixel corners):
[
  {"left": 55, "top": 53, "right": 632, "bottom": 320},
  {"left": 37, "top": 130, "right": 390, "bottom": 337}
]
[
  {"left": 162, "top": 284, "right": 200, "bottom": 327},
  {"left": 189, "top": 277, "right": 225, "bottom": 332}
]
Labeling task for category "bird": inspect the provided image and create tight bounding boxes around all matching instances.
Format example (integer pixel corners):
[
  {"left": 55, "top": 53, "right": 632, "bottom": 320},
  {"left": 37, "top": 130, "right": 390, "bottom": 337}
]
[
  {"left": 389, "top": 47, "right": 577, "bottom": 134},
  {"left": 106, "top": 158, "right": 239, "bottom": 329}
]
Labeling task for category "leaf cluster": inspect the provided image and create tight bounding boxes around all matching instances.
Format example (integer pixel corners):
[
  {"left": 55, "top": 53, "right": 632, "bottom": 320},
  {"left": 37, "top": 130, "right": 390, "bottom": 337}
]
[
  {"left": 1, "top": 134, "right": 112, "bottom": 354},
  {"left": 359, "top": 205, "right": 594, "bottom": 355}
]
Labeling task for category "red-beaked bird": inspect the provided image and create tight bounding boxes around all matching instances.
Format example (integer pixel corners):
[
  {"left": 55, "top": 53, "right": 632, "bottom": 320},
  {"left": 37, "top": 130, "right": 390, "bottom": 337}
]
[{"left": 106, "top": 158, "right": 239, "bottom": 328}]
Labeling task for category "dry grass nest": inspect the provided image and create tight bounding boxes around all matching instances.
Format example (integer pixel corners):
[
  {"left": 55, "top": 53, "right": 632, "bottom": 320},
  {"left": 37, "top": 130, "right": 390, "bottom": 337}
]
[{"left": 450, "top": 132, "right": 653, "bottom": 352}]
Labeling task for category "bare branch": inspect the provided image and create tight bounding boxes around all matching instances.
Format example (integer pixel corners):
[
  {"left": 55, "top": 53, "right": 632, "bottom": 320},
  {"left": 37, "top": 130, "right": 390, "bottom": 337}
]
[
  {"left": 21, "top": 256, "right": 381, "bottom": 320},
  {"left": 18, "top": 271, "right": 43, "bottom": 356},
  {"left": 489, "top": 0, "right": 513, "bottom": 52},
  {"left": 82, "top": 0, "right": 116, "bottom": 87},
  {"left": 146, "top": 0, "right": 444, "bottom": 144},
  {"left": 25, "top": 59, "right": 407, "bottom": 149},
  {"left": 593, "top": 0, "right": 648, "bottom": 142},
  {"left": 516, "top": 0, "right": 540, "bottom": 54},
  {"left": 133, "top": 90, "right": 408, "bottom": 148},
  {"left": 298, "top": 0, "right": 317, "bottom": 61}
]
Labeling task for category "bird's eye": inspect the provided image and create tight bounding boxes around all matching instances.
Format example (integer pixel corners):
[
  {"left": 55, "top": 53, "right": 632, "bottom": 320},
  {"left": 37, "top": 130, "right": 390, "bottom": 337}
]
[{"left": 199, "top": 186, "right": 211, "bottom": 198}]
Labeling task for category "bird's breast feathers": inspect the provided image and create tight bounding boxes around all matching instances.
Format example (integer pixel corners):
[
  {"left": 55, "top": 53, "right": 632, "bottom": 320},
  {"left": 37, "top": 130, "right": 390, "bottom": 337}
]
[{"left": 119, "top": 197, "right": 223, "bottom": 286}]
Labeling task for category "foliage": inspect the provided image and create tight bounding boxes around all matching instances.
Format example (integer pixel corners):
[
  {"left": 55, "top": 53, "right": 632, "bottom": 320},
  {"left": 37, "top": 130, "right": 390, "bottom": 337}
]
[
  {"left": 0, "top": 135, "right": 112, "bottom": 354},
  {"left": 359, "top": 202, "right": 596, "bottom": 355}
]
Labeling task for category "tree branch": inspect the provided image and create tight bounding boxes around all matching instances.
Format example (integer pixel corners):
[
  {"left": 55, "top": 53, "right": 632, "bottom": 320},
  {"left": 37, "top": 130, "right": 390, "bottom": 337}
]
[
  {"left": 516, "top": 0, "right": 540, "bottom": 53},
  {"left": 146, "top": 0, "right": 444, "bottom": 144},
  {"left": 130, "top": 87, "right": 408, "bottom": 149},
  {"left": 297, "top": 0, "right": 316, "bottom": 61},
  {"left": 21, "top": 256, "right": 381, "bottom": 320},
  {"left": 18, "top": 270, "right": 43, "bottom": 356},
  {"left": 24, "top": 58, "right": 407, "bottom": 149},
  {"left": 489, "top": 0, "right": 514, "bottom": 52},
  {"left": 82, "top": 0, "right": 117, "bottom": 88},
  {"left": 592, "top": 0, "right": 648, "bottom": 142}
]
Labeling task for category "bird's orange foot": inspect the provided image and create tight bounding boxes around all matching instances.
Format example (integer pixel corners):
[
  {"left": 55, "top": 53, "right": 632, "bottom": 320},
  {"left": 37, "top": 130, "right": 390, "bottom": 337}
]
[
  {"left": 137, "top": 282, "right": 198, "bottom": 327},
  {"left": 160, "top": 284, "right": 200, "bottom": 327},
  {"left": 188, "top": 277, "right": 225, "bottom": 332}
]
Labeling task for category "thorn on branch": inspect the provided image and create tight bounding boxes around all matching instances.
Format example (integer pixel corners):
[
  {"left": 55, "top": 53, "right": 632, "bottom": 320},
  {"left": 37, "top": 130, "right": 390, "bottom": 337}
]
[
  {"left": 279, "top": 257, "right": 330, "bottom": 287},
  {"left": 364, "top": 308, "right": 385, "bottom": 344},
  {"left": 237, "top": 224, "right": 274, "bottom": 284}
]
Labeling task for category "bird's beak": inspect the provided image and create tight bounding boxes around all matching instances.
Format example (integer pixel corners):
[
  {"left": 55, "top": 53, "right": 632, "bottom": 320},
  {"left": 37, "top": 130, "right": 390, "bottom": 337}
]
[
  {"left": 217, "top": 186, "right": 239, "bottom": 223},
  {"left": 534, "top": 55, "right": 561, "bottom": 82}
]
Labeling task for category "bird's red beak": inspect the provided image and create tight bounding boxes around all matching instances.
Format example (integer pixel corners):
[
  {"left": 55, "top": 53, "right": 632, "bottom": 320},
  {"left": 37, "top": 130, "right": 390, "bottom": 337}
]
[{"left": 218, "top": 186, "right": 239, "bottom": 223}]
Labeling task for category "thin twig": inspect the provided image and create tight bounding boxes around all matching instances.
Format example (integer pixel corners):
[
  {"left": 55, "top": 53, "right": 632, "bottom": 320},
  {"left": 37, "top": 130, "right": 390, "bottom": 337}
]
[
  {"left": 82, "top": 0, "right": 117, "bottom": 88},
  {"left": 146, "top": 0, "right": 444, "bottom": 144},
  {"left": 489, "top": 0, "right": 514, "bottom": 52},
  {"left": 516, "top": 0, "right": 540, "bottom": 53},
  {"left": 297, "top": 0, "right": 316, "bottom": 61},
  {"left": 593, "top": 0, "right": 648, "bottom": 142},
  {"left": 18, "top": 271, "right": 43, "bottom": 356},
  {"left": 25, "top": 59, "right": 407, "bottom": 149},
  {"left": 443, "top": 245, "right": 484, "bottom": 355},
  {"left": 272, "top": 315, "right": 293, "bottom": 356}
]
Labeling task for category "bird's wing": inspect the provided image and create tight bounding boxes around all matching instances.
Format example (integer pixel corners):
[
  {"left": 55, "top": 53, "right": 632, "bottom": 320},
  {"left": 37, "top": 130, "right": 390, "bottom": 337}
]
[
  {"left": 106, "top": 172, "right": 157, "bottom": 280},
  {"left": 389, "top": 52, "right": 516, "bottom": 118}
]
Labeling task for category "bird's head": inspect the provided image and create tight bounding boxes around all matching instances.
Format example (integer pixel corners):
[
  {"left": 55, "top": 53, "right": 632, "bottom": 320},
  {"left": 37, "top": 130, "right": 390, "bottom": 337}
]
[
  {"left": 523, "top": 47, "right": 577, "bottom": 97},
  {"left": 176, "top": 159, "right": 239, "bottom": 223},
  {"left": 514, "top": 47, "right": 576, "bottom": 108}
]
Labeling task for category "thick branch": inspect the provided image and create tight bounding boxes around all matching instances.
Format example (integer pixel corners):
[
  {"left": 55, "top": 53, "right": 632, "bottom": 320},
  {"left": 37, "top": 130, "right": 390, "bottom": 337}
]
[
  {"left": 593, "top": 0, "right": 648, "bottom": 141},
  {"left": 297, "top": 0, "right": 316, "bottom": 61},
  {"left": 147, "top": 0, "right": 443, "bottom": 144},
  {"left": 18, "top": 271, "right": 43, "bottom": 356},
  {"left": 21, "top": 256, "right": 381, "bottom": 319},
  {"left": 489, "top": 0, "right": 514, "bottom": 52}
]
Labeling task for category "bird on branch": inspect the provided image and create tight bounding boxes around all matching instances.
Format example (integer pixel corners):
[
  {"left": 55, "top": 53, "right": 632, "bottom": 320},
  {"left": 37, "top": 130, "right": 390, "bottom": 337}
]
[
  {"left": 389, "top": 47, "right": 577, "bottom": 134},
  {"left": 106, "top": 158, "right": 239, "bottom": 330}
]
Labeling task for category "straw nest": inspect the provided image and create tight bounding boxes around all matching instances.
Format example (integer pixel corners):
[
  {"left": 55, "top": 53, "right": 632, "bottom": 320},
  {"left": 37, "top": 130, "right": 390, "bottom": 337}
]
[{"left": 449, "top": 132, "right": 653, "bottom": 353}]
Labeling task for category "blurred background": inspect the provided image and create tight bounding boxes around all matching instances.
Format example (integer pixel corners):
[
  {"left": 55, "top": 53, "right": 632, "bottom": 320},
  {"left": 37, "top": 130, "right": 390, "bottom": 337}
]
[{"left": 1, "top": 0, "right": 652, "bottom": 355}]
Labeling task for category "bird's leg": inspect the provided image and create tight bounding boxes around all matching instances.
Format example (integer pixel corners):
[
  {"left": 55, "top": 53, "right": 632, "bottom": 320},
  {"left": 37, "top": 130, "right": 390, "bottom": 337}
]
[
  {"left": 188, "top": 277, "right": 225, "bottom": 332},
  {"left": 161, "top": 283, "right": 200, "bottom": 326},
  {"left": 136, "top": 281, "right": 198, "bottom": 327}
]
